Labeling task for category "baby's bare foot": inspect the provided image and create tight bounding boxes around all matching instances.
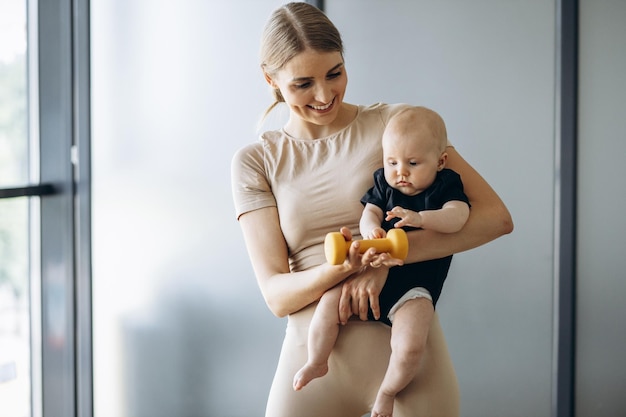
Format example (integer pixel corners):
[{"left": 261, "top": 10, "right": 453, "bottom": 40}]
[
  {"left": 371, "top": 391, "right": 395, "bottom": 417},
  {"left": 292, "top": 362, "right": 329, "bottom": 391}
]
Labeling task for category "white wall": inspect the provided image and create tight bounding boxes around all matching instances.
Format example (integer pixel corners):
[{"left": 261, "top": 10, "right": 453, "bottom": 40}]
[{"left": 91, "top": 2, "right": 287, "bottom": 416}]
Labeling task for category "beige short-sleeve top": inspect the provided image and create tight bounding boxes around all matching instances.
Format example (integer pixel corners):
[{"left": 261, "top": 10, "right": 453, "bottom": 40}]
[{"left": 232, "top": 103, "right": 410, "bottom": 272}]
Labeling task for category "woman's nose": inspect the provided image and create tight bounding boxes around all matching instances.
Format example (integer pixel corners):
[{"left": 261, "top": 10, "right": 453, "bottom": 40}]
[{"left": 314, "top": 82, "right": 333, "bottom": 103}]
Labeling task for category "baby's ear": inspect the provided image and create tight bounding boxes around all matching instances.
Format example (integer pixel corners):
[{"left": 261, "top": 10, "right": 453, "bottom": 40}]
[{"left": 438, "top": 152, "right": 448, "bottom": 170}]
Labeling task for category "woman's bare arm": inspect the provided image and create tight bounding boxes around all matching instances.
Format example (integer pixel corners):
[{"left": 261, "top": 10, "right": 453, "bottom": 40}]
[
  {"left": 404, "top": 146, "right": 513, "bottom": 263},
  {"left": 239, "top": 206, "right": 374, "bottom": 317}
]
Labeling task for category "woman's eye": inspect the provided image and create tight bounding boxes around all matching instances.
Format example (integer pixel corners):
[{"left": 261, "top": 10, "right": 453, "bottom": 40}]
[
  {"left": 295, "top": 82, "right": 311, "bottom": 89},
  {"left": 327, "top": 71, "right": 341, "bottom": 79}
]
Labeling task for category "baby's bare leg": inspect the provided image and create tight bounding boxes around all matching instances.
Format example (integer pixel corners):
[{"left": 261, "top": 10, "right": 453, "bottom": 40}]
[
  {"left": 293, "top": 286, "right": 342, "bottom": 391},
  {"left": 371, "top": 298, "right": 434, "bottom": 417}
]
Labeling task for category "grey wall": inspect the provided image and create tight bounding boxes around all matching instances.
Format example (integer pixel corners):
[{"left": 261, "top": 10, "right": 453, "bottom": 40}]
[
  {"left": 576, "top": 1, "right": 626, "bottom": 416},
  {"left": 329, "top": 1, "right": 555, "bottom": 415},
  {"left": 90, "top": 1, "right": 626, "bottom": 417}
]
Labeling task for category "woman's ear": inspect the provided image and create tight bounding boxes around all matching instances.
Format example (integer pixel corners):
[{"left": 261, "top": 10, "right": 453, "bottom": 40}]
[{"left": 263, "top": 71, "right": 277, "bottom": 88}]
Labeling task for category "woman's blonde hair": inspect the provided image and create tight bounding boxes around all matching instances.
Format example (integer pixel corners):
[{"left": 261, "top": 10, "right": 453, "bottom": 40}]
[{"left": 260, "top": 2, "right": 344, "bottom": 118}]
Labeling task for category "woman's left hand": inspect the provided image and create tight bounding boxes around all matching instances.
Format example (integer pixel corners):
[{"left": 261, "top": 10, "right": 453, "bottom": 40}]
[
  {"left": 337, "top": 265, "right": 382, "bottom": 324},
  {"left": 337, "top": 253, "right": 402, "bottom": 324}
]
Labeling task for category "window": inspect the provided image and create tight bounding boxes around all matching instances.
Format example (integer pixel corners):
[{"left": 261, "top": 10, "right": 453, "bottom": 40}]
[{"left": 0, "top": 1, "right": 36, "bottom": 416}]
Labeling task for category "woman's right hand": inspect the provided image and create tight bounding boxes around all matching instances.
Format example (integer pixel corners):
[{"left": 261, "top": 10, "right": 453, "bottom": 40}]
[{"left": 337, "top": 226, "right": 403, "bottom": 324}]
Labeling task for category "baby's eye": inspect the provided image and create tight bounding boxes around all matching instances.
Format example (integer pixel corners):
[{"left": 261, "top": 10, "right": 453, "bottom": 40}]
[{"left": 409, "top": 161, "right": 418, "bottom": 166}]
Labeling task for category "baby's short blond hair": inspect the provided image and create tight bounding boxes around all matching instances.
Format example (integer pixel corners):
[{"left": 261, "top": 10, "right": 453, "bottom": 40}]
[{"left": 384, "top": 106, "right": 448, "bottom": 153}]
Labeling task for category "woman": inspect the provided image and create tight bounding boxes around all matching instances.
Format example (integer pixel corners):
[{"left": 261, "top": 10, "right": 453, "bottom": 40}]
[{"left": 231, "top": 3, "right": 513, "bottom": 417}]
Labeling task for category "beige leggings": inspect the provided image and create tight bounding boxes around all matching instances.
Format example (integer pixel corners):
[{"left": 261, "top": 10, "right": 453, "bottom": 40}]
[{"left": 265, "top": 304, "right": 460, "bottom": 417}]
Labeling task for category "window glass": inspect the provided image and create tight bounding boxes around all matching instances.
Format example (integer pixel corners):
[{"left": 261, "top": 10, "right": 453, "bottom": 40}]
[
  {"left": 0, "top": 199, "right": 30, "bottom": 417},
  {"left": 0, "top": 0, "right": 28, "bottom": 187},
  {"left": 0, "top": 1, "right": 32, "bottom": 417}
]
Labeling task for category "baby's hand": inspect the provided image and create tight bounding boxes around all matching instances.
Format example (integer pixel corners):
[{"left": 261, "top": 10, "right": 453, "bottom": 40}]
[
  {"left": 364, "top": 227, "right": 386, "bottom": 240},
  {"left": 386, "top": 206, "right": 422, "bottom": 228}
]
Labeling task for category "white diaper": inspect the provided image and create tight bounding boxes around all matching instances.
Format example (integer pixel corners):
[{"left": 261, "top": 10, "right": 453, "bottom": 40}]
[{"left": 387, "top": 287, "right": 433, "bottom": 323}]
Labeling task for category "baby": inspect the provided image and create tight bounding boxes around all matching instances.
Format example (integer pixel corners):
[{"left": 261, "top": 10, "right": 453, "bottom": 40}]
[{"left": 294, "top": 106, "right": 470, "bottom": 417}]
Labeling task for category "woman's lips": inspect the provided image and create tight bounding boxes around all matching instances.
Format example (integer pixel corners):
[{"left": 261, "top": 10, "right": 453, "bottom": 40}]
[{"left": 309, "top": 97, "right": 335, "bottom": 111}]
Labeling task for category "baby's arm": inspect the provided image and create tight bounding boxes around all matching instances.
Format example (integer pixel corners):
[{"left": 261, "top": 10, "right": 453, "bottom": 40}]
[
  {"left": 360, "top": 203, "right": 387, "bottom": 239},
  {"left": 386, "top": 200, "right": 470, "bottom": 234}
]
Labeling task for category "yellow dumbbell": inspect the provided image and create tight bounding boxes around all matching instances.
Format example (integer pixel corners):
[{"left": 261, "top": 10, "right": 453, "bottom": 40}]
[{"left": 324, "top": 228, "right": 409, "bottom": 265}]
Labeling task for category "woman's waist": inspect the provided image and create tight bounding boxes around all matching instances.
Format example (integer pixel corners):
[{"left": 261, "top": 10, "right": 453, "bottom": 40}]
[{"left": 286, "top": 302, "right": 318, "bottom": 327}]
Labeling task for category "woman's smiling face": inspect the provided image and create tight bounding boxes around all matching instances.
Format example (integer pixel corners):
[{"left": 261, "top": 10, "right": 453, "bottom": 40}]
[{"left": 265, "top": 49, "right": 347, "bottom": 129}]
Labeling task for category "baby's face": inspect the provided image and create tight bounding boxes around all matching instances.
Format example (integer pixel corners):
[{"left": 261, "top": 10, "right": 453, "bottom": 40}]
[{"left": 382, "top": 132, "right": 445, "bottom": 196}]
